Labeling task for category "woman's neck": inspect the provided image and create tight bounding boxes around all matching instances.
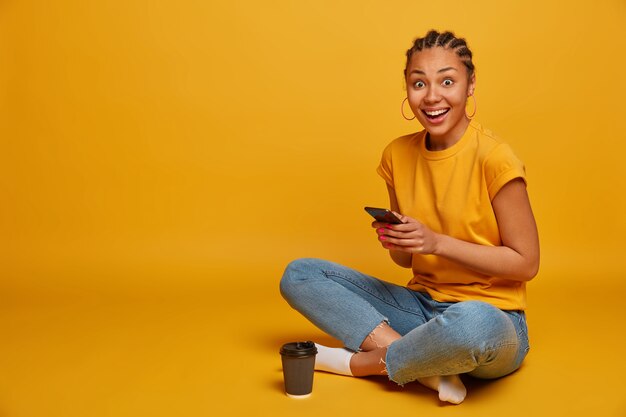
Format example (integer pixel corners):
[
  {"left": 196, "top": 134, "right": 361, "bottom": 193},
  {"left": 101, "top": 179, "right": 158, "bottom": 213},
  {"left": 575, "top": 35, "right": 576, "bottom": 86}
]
[{"left": 426, "top": 118, "right": 471, "bottom": 151}]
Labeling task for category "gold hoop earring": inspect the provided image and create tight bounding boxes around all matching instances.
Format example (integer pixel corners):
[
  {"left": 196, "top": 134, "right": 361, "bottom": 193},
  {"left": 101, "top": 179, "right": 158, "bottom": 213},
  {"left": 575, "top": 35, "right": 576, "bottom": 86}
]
[
  {"left": 401, "top": 97, "right": 415, "bottom": 120},
  {"left": 465, "top": 94, "right": 477, "bottom": 119}
]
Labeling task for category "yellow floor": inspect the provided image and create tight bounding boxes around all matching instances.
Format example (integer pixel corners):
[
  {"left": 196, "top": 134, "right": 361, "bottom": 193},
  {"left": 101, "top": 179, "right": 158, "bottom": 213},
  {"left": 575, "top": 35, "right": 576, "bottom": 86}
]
[{"left": 1, "top": 268, "right": 624, "bottom": 417}]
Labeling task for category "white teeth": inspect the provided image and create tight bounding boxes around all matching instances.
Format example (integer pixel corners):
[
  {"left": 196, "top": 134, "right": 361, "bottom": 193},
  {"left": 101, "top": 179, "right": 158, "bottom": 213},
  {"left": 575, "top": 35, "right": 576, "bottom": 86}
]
[{"left": 425, "top": 109, "right": 448, "bottom": 116}]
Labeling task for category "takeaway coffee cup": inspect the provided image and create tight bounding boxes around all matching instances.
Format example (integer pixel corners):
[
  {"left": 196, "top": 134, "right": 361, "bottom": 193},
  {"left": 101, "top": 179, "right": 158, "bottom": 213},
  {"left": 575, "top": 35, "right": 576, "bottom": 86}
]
[{"left": 280, "top": 341, "right": 317, "bottom": 398}]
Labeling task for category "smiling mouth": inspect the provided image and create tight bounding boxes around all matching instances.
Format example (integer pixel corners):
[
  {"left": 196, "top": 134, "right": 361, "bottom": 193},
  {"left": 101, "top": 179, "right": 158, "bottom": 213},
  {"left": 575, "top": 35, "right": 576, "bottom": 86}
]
[{"left": 422, "top": 108, "right": 450, "bottom": 119}]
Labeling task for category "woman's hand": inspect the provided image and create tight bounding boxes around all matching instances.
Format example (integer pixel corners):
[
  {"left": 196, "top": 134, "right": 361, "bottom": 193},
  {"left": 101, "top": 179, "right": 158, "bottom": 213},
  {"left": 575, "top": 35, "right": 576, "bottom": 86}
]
[{"left": 372, "top": 212, "right": 440, "bottom": 255}]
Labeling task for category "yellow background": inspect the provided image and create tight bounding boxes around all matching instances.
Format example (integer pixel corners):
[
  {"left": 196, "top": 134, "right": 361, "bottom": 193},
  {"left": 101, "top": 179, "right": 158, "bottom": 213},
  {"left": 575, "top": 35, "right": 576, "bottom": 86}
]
[{"left": 1, "top": 1, "right": 625, "bottom": 416}]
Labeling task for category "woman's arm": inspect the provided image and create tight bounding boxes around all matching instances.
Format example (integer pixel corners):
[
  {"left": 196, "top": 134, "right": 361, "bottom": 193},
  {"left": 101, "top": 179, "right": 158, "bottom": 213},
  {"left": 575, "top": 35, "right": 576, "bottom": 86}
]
[{"left": 377, "top": 178, "right": 540, "bottom": 281}]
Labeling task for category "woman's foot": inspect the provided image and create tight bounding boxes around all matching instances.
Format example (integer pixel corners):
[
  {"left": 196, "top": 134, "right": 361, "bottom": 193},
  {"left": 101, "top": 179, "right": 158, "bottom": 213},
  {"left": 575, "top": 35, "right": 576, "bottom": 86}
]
[
  {"left": 313, "top": 343, "right": 354, "bottom": 376},
  {"left": 417, "top": 374, "right": 467, "bottom": 404}
]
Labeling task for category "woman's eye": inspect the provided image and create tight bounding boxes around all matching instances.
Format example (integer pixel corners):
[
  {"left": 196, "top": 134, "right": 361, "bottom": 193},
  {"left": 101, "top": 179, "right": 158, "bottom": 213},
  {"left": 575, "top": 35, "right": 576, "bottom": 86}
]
[
  {"left": 442, "top": 79, "right": 454, "bottom": 86},
  {"left": 414, "top": 81, "right": 425, "bottom": 88}
]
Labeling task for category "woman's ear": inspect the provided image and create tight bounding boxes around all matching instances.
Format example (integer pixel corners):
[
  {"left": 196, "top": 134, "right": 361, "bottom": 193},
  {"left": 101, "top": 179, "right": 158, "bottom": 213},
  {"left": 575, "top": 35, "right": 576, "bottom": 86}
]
[{"left": 468, "top": 73, "right": 476, "bottom": 96}]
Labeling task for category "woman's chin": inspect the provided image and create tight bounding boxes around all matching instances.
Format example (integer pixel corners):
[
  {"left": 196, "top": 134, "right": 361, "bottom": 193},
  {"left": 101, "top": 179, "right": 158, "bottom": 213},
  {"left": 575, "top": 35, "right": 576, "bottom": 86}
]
[{"left": 422, "top": 114, "right": 467, "bottom": 139}]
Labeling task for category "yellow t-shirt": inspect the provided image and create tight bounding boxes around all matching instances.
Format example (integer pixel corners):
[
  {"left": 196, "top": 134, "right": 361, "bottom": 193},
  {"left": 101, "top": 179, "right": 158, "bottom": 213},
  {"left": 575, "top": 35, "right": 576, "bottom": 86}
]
[{"left": 377, "top": 121, "right": 527, "bottom": 310}]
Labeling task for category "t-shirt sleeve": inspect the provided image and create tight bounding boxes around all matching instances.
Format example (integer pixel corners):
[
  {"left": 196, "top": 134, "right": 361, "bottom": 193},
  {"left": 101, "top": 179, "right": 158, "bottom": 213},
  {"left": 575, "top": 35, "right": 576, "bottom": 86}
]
[
  {"left": 376, "top": 142, "right": 394, "bottom": 188},
  {"left": 484, "top": 144, "right": 526, "bottom": 200}
]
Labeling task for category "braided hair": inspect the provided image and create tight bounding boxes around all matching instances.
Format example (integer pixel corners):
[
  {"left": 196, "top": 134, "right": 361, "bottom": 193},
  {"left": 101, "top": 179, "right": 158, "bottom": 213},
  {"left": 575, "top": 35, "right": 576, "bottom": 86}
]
[{"left": 404, "top": 30, "right": 475, "bottom": 80}]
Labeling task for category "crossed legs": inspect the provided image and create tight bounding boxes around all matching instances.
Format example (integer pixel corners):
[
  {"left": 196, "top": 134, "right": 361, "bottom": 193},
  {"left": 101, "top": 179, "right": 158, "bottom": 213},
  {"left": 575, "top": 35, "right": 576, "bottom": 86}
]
[{"left": 280, "top": 258, "right": 523, "bottom": 405}]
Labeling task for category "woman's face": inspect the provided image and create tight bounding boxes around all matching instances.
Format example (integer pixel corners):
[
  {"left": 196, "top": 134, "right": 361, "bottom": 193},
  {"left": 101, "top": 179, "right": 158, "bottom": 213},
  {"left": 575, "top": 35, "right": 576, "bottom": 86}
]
[{"left": 405, "top": 47, "right": 475, "bottom": 145}]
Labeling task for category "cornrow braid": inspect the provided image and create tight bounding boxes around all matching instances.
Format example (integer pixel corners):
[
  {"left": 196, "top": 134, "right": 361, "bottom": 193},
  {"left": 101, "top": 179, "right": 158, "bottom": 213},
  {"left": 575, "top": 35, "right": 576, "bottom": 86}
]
[{"left": 404, "top": 30, "right": 475, "bottom": 79}]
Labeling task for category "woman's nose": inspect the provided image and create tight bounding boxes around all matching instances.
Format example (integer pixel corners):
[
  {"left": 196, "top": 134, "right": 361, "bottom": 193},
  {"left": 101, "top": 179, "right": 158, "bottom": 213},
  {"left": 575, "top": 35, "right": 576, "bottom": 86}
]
[{"left": 424, "top": 86, "right": 441, "bottom": 103}]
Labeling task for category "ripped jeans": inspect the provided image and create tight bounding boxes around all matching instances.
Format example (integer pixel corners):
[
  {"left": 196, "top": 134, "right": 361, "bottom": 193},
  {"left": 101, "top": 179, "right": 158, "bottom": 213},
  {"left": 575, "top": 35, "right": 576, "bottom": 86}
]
[{"left": 279, "top": 258, "right": 530, "bottom": 385}]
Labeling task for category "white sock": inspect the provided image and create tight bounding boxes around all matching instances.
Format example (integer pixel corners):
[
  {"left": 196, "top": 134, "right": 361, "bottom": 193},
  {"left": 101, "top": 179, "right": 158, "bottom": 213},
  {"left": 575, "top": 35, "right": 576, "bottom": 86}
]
[
  {"left": 417, "top": 374, "right": 467, "bottom": 405},
  {"left": 314, "top": 343, "right": 354, "bottom": 376}
]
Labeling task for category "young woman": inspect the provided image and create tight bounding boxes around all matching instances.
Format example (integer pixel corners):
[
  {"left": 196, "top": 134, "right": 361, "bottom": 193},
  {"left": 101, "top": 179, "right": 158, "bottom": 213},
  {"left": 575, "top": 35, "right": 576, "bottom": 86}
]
[{"left": 280, "top": 30, "right": 539, "bottom": 405}]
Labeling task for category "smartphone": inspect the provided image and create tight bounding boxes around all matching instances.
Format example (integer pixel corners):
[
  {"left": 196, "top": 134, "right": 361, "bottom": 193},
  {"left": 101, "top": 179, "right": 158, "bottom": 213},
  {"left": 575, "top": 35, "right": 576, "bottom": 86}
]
[{"left": 364, "top": 206, "right": 404, "bottom": 224}]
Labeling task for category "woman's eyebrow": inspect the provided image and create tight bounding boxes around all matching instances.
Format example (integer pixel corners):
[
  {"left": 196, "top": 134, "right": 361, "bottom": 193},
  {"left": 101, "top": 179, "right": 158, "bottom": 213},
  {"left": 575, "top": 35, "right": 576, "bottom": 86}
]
[{"left": 409, "top": 67, "right": 458, "bottom": 75}]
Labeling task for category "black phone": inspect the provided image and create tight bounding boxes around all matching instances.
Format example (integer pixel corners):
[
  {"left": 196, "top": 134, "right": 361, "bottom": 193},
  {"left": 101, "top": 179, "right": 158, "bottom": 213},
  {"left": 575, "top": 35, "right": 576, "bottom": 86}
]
[{"left": 364, "top": 207, "right": 404, "bottom": 224}]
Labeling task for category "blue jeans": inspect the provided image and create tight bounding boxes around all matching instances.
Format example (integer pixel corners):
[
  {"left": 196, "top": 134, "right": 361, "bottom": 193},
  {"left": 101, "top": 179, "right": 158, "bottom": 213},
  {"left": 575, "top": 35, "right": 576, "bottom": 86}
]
[{"left": 279, "top": 258, "right": 530, "bottom": 385}]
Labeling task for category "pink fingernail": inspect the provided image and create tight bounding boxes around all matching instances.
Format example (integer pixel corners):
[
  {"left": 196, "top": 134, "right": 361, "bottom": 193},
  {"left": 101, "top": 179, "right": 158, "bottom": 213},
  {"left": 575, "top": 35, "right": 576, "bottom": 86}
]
[{"left": 380, "top": 236, "right": 386, "bottom": 241}]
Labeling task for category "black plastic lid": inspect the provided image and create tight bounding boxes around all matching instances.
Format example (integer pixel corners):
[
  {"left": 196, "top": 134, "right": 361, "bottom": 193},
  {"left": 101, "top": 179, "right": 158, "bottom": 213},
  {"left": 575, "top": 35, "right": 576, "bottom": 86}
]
[{"left": 280, "top": 341, "right": 317, "bottom": 357}]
